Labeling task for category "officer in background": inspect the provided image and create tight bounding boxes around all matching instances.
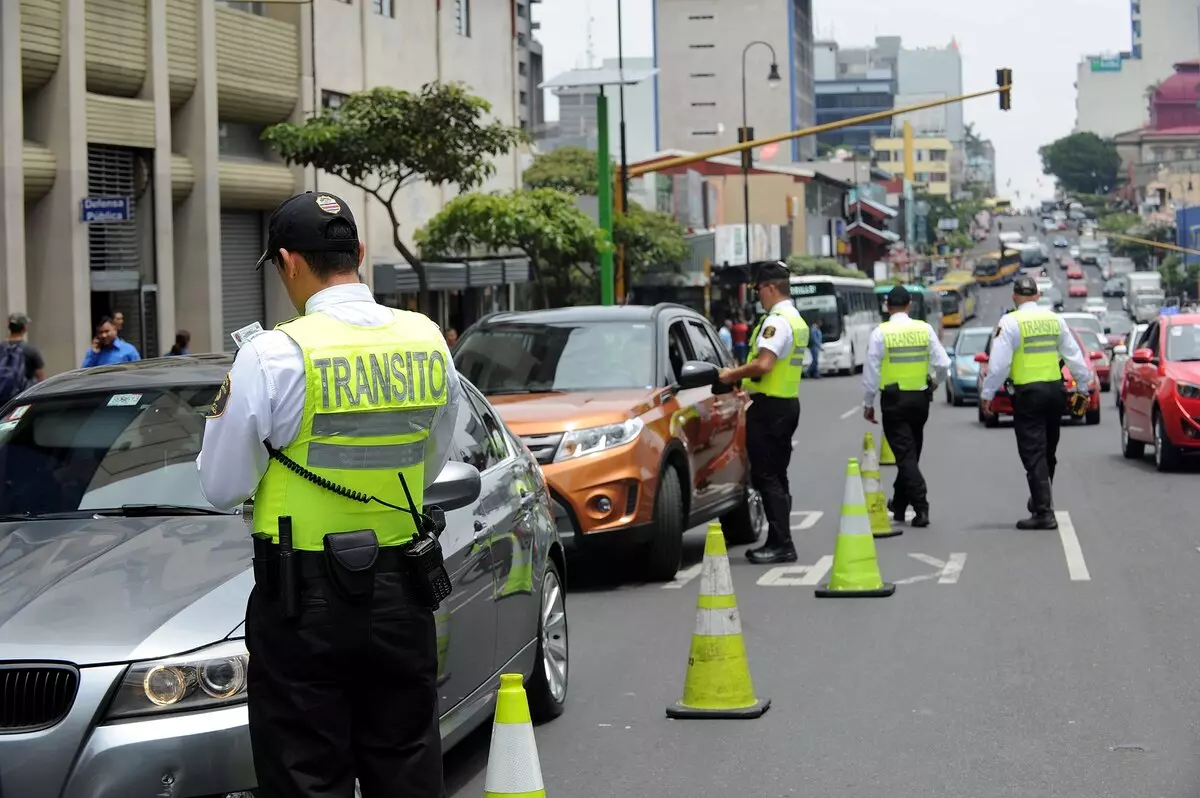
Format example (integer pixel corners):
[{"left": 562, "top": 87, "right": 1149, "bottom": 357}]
[
  {"left": 718, "top": 261, "right": 808, "bottom": 564},
  {"left": 862, "top": 285, "right": 951, "bottom": 528},
  {"left": 980, "top": 275, "right": 1090, "bottom": 530},
  {"left": 197, "top": 191, "right": 462, "bottom": 798}
]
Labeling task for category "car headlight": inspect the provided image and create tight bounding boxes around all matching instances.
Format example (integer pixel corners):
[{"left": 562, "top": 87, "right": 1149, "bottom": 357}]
[
  {"left": 105, "top": 640, "right": 249, "bottom": 720},
  {"left": 554, "top": 418, "right": 644, "bottom": 462},
  {"left": 1178, "top": 381, "right": 1200, "bottom": 400}
]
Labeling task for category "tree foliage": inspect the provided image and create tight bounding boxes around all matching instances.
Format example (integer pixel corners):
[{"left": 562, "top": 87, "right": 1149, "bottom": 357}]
[
  {"left": 785, "top": 255, "right": 863, "bottom": 278},
  {"left": 1111, "top": 222, "right": 1173, "bottom": 269},
  {"left": 416, "top": 189, "right": 605, "bottom": 308},
  {"left": 1098, "top": 212, "right": 1141, "bottom": 234},
  {"left": 522, "top": 146, "right": 600, "bottom": 194},
  {"left": 1038, "top": 132, "right": 1121, "bottom": 195},
  {"left": 613, "top": 202, "right": 689, "bottom": 275},
  {"left": 262, "top": 83, "right": 526, "bottom": 301}
]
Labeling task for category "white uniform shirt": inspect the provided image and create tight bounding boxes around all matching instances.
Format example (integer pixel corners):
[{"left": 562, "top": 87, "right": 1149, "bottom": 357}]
[
  {"left": 862, "top": 311, "right": 952, "bottom": 408},
  {"left": 980, "top": 302, "right": 1091, "bottom": 401},
  {"left": 196, "top": 283, "right": 463, "bottom": 511},
  {"left": 753, "top": 299, "right": 803, "bottom": 359}
]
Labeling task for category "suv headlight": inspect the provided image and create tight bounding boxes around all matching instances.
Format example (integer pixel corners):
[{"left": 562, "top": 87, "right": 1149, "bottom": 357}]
[
  {"left": 105, "top": 640, "right": 249, "bottom": 720},
  {"left": 554, "top": 418, "right": 644, "bottom": 462},
  {"left": 1178, "top": 381, "right": 1200, "bottom": 400}
]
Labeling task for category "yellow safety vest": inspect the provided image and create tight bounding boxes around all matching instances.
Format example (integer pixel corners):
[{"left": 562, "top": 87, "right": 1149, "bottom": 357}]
[
  {"left": 879, "top": 318, "right": 933, "bottom": 392},
  {"left": 743, "top": 307, "right": 810, "bottom": 398},
  {"left": 1011, "top": 308, "right": 1064, "bottom": 385},
  {"left": 253, "top": 309, "right": 450, "bottom": 551}
]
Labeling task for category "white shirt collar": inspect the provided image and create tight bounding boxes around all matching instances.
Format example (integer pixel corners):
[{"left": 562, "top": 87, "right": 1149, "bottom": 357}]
[
  {"left": 1014, "top": 301, "right": 1041, "bottom": 313},
  {"left": 767, "top": 298, "right": 793, "bottom": 314},
  {"left": 888, "top": 311, "right": 911, "bottom": 322},
  {"left": 305, "top": 282, "right": 375, "bottom": 315}
]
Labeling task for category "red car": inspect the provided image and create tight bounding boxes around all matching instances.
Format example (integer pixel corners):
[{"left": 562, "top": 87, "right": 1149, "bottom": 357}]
[
  {"left": 1068, "top": 280, "right": 1089, "bottom": 298},
  {"left": 1067, "top": 265, "right": 1084, "bottom": 280},
  {"left": 974, "top": 329, "right": 1101, "bottom": 427},
  {"left": 1060, "top": 257, "right": 1076, "bottom": 271},
  {"left": 1119, "top": 312, "right": 1200, "bottom": 470},
  {"left": 1072, "top": 327, "right": 1112, "bottom": 391}
]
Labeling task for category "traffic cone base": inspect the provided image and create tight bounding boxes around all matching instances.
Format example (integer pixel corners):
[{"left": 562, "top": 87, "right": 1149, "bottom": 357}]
[
  {"left": 861, "top": 431, "right": 901, "bottom": 539},
  {"left": 867, "top": 494, "right": 903, "bottom": 539},
  {"left": 667, "top": 523, "right": 770, "bottom": 720},
  {"left": 816, "top": 459, "right": 895, "bottom": 599},
  {"left": 879, "top": 433, "right": 896, "bottom": 466},
  {"left": 483, "top": 673, "right": 546, "bottom": 798}
]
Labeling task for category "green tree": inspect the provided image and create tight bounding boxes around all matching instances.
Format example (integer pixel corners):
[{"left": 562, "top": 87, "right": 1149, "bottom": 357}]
[
  {"left": 785, "top": 255, "right": 862, "bottom": 278},
  {"left": 1098, "top": 212, "right": 1141, "bottom": 234},
  {"left": 1038, "top": 132, "right": 1121, "bottom": 195},
  {"left": 613, "top": 202, "right": 689, "bottom": 276},
  {"left": 521, "top": 146, "right": 600, "bottom": 194},
  {"left": 262, "top": 83, "right": 526, "bottom": 306},
  {"left": 1111, "top": 222, "right": 1173, "bottom": 269},
  {"left": 416, "top": 188, "right": 605, "bottom": 308}
]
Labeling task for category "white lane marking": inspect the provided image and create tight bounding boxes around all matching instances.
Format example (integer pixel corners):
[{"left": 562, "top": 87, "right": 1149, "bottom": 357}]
[
  {"left": 896, "top": 553, "right": 967, "bottom": 585},
  {"left": 790, "top": 510, "right": 823, "bottom": 530},
  {"left": 662, "top": 562, "right": 703, "bottom": 589},
  {"left": 840, "top": 406, "right": 859, "bottom": 420},
  {"left": 1055, "top": 511, "right": 1091, "bottom": 581},
  {"left": 757, "top": 556, "right": 833, "bottom": 586}
]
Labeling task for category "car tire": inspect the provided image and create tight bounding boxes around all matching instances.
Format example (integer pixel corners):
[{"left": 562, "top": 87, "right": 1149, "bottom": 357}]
[
  {"left": 644, "top": 467, "right": 684, "bottom": 581},
  {"left": 945, "top": 384, "right": 953, "bottom": 404},
  {"left": 1085, "top": 406, "right": 1100, "bottom": 425},
  {"left": 721, "top": 486, "right": 766, "bottom": 546},
  {"left": 1154, "top": 411, "right": 1182, "bottom": 472},
  {"left": 527, "top": 560, "right": 568, "bottom": 723},
  {"left": 1120, "top": 410, "right": 1145, "bottom": 459},
  {"left": 1100, "top": 382, "right": 1110, "bottom": 393}
]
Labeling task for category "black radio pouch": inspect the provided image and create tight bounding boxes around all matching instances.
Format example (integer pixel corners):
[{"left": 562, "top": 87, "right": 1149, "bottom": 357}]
[
  {"left": 251, "top": 533, "right": 278, "bottom": 598},
  {"left": 322, "top": 529, "right": 379, "bottom": 603},
  {"left": 403, "top": 532, "right": 453, "bottom": 611}
]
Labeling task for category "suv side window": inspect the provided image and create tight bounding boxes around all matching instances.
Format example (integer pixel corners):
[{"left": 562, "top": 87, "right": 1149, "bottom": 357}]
[
  {"left": 467, "top": 387, "right": 510, "bottom": 465},
  {"left": 685, "top": 319, "right": 730, "bottom": 368},
  {"left": 453, "top": 392, "right": 501, "bottom": 472},
  {"left": 666, "top": 320, "right": 696, "bottom": 384}
]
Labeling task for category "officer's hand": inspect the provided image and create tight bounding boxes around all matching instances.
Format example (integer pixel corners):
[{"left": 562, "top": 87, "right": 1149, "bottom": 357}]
[
  {"left": 717, "top": 368, "right": 738, "bottom": 385},
  {"left": 980, "top": 398, "right": 994, "bottom": 417},
  {"left": 863, "top": 406, "right": 877, "bottom": 424}
]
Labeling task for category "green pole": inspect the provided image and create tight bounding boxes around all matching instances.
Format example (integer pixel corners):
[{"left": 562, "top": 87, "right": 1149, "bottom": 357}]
[{"left": 596, "top": 89, "right": 615, "bottom": 306}]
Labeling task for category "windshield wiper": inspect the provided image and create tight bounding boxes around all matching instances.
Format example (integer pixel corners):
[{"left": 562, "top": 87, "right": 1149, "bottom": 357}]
[{"left": 92, "top": 504, "right": 232, "bottom": 517}]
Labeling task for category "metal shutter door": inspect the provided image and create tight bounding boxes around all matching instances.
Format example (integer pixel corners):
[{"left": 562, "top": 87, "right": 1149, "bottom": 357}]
[{"left": 220, "top": 211, "right": 265, "bottom": 353}]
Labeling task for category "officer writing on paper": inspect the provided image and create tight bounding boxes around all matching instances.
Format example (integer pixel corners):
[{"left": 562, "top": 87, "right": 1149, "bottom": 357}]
[
  {"left": 196, "top": 191, "right": 463, "bottom": 798},
  {"left": 980, "top": 275, "right": 1090, "bottom": 530},
  {"left": 718, "top": 261, "right": 808, "bottom": 565},
  {"left": 862, "top": 285, "right": 951, "bottom": 528}
]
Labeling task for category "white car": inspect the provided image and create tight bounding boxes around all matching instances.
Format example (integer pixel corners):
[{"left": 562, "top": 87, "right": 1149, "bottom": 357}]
[
  {"left": 1069, "top": 246, "right": 1080, "bottom": 259},
  {"left": 1082, "top": 298, "right": 1108, "bottom": 317}
]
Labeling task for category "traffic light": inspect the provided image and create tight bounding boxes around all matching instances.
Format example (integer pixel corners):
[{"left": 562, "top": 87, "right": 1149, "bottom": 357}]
[{"left": 997, "top": 68, "right": 1012, "bottom": 111}]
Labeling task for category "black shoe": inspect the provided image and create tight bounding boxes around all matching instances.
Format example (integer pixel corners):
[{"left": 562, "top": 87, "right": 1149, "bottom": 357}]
[
  {"left": 746, "top": 544, "right": 798, "bottom": 564},
  {"left": 911, "top": 511, "right": 930, "bottom": 528},
  {"left": 1016, "top": 514, "right": 1058, "bottom": 530}
]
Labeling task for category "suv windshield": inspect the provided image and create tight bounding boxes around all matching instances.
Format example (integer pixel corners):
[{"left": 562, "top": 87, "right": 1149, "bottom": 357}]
[
  {"left": 455, "top": 320, "right": 655, "bottom": 393},
  {"left": 1166, "top": 322, "right": 1200, "bottom": 362},
  {"left": 954, "top": 330, "right": 990, "bottom": 356},
  {"left": 0, "top": 386, "right": 223, "bottom": 517},
  {"left": 1075, "top": 329, "right": 1105, "bottom": 353}
]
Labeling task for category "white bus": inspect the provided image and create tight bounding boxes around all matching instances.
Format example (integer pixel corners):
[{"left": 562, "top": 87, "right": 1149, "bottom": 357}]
[{"left": 788, "top": 274, "right": 879, "bottom": 376}]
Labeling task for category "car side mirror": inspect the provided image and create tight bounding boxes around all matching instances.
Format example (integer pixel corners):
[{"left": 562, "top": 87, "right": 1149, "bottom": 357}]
[
  {"left": 424, "top": 460, "right": 482, "bottom": 512},
  {"left": 1131, "top": 348, "right": 1155, "bottom": 365},
  {"left": 1113, "top": 344, "right": 1128, "bottom": 356},
  {"left": 677, "top": 359, "right": 719, "bottom": 391},
  {"left": 974, "top": 352, "right": 989, "bottom": 364},
  {"left": 1089, "top": 351, "right": 1104, "bottom": 361}
]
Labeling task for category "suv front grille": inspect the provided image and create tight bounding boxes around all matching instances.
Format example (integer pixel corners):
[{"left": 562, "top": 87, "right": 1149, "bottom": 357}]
[
  {"left": 521, "top": 433, "right": 564, "bottom": 465},
  {"left": 0, "top": 665, "right": 79, "bottom": 733}
]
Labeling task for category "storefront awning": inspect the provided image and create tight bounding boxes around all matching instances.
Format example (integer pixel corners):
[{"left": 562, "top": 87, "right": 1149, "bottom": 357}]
[
  {"left": 845, "top": 221, "right": 900, "bottom": 245},
  {"left": 372, "top": 256, "right": 531, "bottom": 294}
]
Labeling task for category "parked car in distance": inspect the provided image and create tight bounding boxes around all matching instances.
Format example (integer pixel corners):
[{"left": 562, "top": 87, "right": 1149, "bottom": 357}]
[
  {"left": 1119, "top": 313, "right": 1200, "bottom": 470},
  {"left": 454, "top": 304, "right": 766, "bottom": 581},
  {"left": 1103, "top": 278, "right": 1126, "bottom": 297},
  {"left": 0, "top": 356, "right": 570, "bottom": 798},
  {"left": 1053, "top": 236, "right": 1069, "bottom": 248},
  {"left": 945, "top": 326, "right": 991, "bottom": 406},
  {"left": 1082, "top": 298, "right": 1109, "bottom": 318}
]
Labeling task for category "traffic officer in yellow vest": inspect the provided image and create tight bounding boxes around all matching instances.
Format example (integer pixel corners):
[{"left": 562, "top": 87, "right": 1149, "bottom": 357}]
[
  {"left": 196, "top": 192, "right": 463, "bottom": 798},
  {"left": 980, "top": 275, "right": 1091, "bottom": 530},
  {"left": 862, "top": 285, "right": 951, "bottom": 528},
  {"left": 718, "top": 261, "right": 809, "bottom": 564}
]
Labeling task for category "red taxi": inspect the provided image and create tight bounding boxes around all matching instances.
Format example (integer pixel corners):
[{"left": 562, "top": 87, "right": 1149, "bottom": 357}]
[
  {"left": 1068, "top": 280, "right": 1089, "bottom": 297},
  {"left": 1119, "top": 312, "right": 1200, "bottom": 471},
  {"left": 974, "top": 328, "right": 1101, "bottom": 427},
  {"left": 1066, "top": 265, "right": 1084, "bottom": 280},
  {"left": 1072, "top": 327, "right": 1112, "bottom": 391}
]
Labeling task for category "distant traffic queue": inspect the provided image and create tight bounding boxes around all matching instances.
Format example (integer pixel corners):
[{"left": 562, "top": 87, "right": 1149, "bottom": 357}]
[
  {"left": 973, "top": 249, "right": 1021, "bottom": 286},
  {"left": 932, "top": 271, "right": 979, "bottom": 327}
]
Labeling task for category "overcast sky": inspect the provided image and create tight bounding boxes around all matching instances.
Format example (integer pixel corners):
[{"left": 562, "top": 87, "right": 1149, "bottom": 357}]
[{"left": 533, "top": 0, "right": 1135, "bottom": 203}]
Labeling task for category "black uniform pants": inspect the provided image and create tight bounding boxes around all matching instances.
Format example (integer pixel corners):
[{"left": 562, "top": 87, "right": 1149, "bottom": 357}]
[
  {"left": 880, "top": 388, "right": 931, "bottom": 514},
  {"left": 746, "top": 395, "right": 801, "bottom": 548},
  {"left": 1012, "top": 381, "right": 1064, "bottom": 515},
  {"left": 246, "top": 568, "right": 442, "bottom": 798}
]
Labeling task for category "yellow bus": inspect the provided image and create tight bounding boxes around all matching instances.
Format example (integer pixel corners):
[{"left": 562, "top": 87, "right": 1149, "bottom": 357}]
[
  {"left": 933, "top": 272, "right": 978, "bottom": 327},
  {"left": 972, "top": 249, "right": 1020, "bottom": 286},
  {"left": 984, "top": 197, "right": 1013, "bottom": 215}
]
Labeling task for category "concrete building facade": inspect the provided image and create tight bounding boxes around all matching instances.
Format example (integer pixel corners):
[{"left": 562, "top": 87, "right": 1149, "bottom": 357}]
[
  {"left": 516, "top": 0, "right": 544, "bottom": 132},
  {"left": 1075, "top": 0, "right": 1200, "bottom": 138},
  {"left": 2, "top": 0, "right": 522, "bottom": 373},
  {"left": 651, "top": 0, "right": 816, "bottom": 165},
  {"left": 871, "top": 135, "right": 953, "bottom": 197},
  {"left": 538, "top": 57, "right": 658, "bottom": 166}
]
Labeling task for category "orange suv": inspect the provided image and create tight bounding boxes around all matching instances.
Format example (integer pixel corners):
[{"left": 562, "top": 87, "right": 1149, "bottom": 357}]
[{"left": 453, "top": 304, "right": 765, "bottom": 581}]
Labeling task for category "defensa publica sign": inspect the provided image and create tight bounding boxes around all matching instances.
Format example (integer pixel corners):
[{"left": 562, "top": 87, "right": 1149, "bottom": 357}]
[{"left": 80, "top": 197, "right": 131, "bottom": 223}]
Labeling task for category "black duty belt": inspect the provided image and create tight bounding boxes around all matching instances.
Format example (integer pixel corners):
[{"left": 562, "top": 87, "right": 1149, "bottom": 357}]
[{"left": 262, "top": 541, "right": 409, "bottom": 580}]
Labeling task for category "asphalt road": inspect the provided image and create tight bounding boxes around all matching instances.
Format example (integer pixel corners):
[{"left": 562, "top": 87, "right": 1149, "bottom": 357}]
[{"left": 446, "top": 218, "right": 1200, "bottom": 798}]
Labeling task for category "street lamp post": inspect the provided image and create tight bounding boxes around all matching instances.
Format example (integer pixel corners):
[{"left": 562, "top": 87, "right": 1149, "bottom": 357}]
[{"left": 740, "top": 41, "right": 781, "bottom": 266}]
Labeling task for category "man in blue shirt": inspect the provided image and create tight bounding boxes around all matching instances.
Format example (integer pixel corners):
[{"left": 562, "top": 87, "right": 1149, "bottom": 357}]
[
  {"left": 81, "top": 316, "right": 141, "bottom": 367},
  {"left": 806, "top": 319, "right": 823, "bottom": 378}
]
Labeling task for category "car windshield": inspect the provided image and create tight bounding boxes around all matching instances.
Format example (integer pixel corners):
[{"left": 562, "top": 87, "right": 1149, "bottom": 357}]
[
  {"left": 454, "top": 320, "right": 655, "bottom": 393},
  {"left": 1075, "top": 329, "right": 1105, "bottom": 353},
  {"left": 1166, "top": 322, "right": 1200, "bottom": 362},
  {"left": 1065, "top": 316, "right": 1103, "bottom": 336},
  {"left": 954, "top": 330, "right": 990, "bottom": 356},
  {"left": 1103, "top": 316, "right": 1133, "bottom": 335},
  {"left": 0, "top": 386, "right": 223, "bottom": 517}
]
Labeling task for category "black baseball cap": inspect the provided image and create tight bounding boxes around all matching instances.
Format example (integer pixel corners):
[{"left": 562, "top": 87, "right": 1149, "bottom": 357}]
[
  {"left": 751, "top": 261, "right": 790, "bottom": 285},
  {"left": 886, "top": 285, "right": 911, "bottom": 307},
  {"left": 1013, "top": 275, "right": 1039, "bottom": 297},
  {"left": 255, "top": 191, "right": 359, "bottom": 270},
  {"left": 7, "top": 313, "right": 29, "bottom": 327}
]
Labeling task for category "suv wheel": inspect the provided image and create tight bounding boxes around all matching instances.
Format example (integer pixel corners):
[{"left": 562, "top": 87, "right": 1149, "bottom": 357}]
[
  {"left": 644, "top": 467, "right": 684, "bottom": 581},
  {"left": 721, "top": 487, "right": 766, "bottom": 546},
  {"left": 527, "top": 560, "right": 568, "bottom": 722}
]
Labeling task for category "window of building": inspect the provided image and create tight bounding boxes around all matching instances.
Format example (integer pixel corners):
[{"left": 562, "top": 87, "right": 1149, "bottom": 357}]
[
  {"left": 516, "top": 2, "right": 526, "bottom": 16},
  {"left": 929, "top": 149, "right": 948, "bottom": 161},
  {"left": 520, "top": 91, "right": 528, "bottom": 107},
  {"left": 322, "top": 90, "right": 350, "bottom": 111},
  {"left": 217, "top": 123, "right": 266, "bottom": 158},
  {"left": 689, "top": 44, "right": 715, "bottom": 49},
  {"left": 371, "top": 0, "right": 394, "bottom": 16},
  {"left": 689, "top": 73, "right": 716, "bottom": 79},
  {"left": 1151, "top": 146, "right": 1165, "bottom": 161},
  {"left": 455, "top": 0, "right": 471, "bottom": 36},
  {"left": 519, "top": 61, "right": 528, "bottom": 76},
  {"left": 517, "top": 32, "right": 527, "bottom": 47},
  {"left": 915, "top": 150, "right": 927, "bottom": 162},
  {"left": 930, "top": 172, "right": 948, "bottom": 183},
  {"left": 1175, "top": 148, "right": 1187, "bottom": 161},
  {"left": 875, "top": 150, "right": 891, "bottom": 162},
  {"left": 692, "top": 129, "right": 719, "bottom": 137}
]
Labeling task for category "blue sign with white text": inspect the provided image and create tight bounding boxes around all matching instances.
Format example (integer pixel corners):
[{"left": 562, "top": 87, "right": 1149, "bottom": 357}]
[{"left": 81, "top": 197, "right": 131, "bottom": 223}]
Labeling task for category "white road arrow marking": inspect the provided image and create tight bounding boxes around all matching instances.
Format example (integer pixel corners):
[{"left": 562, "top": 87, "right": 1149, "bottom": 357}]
[
  {"left": 757, "top": 556, "right": 833, "bottom": 587},
  {"left": 790, "top": 510, "right": 823, "bottom": 530},
  {"left": 661, "top": 563, "right": 703, "bottom": 589},
  {"left": 895, "top": 553, "right": 967, "bottom": 585}
]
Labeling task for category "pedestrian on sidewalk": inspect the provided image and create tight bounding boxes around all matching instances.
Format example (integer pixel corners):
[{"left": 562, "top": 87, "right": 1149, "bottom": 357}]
[
  {"left": 0, "top": 313, "right": 45, "bottom": 405},
  {"left": 81, "top": 316, "right": 141, "bottom": 367}
]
